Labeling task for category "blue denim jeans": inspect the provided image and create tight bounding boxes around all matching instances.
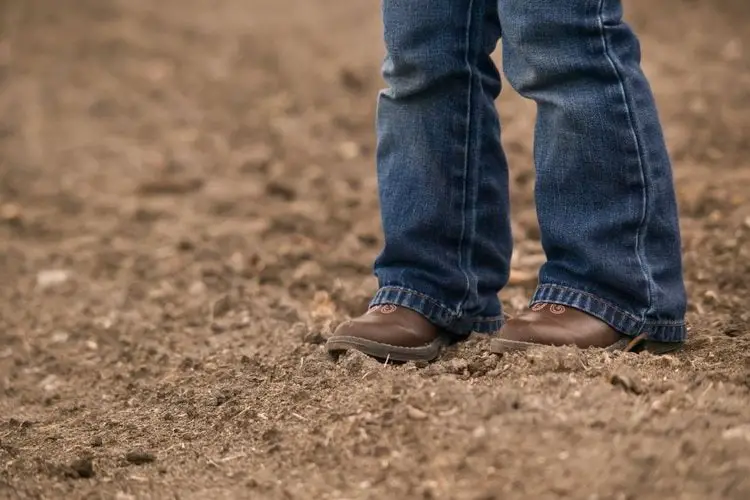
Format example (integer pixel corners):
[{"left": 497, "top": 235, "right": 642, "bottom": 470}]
[{"left": 370, "top": 0, "right": 687, "bottom": 343}]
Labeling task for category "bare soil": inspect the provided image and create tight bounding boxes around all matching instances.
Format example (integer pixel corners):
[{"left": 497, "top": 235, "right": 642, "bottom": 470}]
[{"left": 1, "top": 0, "right": 749, "bottom": 498}]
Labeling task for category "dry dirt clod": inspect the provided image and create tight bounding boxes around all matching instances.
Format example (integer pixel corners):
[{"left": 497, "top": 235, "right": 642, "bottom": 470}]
[
  {"left": 472, "top": 426, "right": 488, "bottom": 439},
  {"left": 36, "top": 269, "right": 72, "bottom": 290},
  {"left": 447, "top": 358, "right": 470, "bottom": 375},
  {"left": 704, "top": 290, "right": 720, "bottom": 303},
  {"left": 301, "top": 327, "right": 326, "bottom": 345},
  {"left": 211, "top": 295, "right": 232, "bottom": 320},
  {"left": 39, "top": 375, "right": 62, "bottom": 393},
  {"left": 339, "top": 67, "right": 366, "bottom": 91},
  {"left": 293, "top": 261, "right": 323, "bottom": 282},
  {"left": 189, "top": 281, "right": 207, "bottom": 296},
  {"left": 240, "top": 145, "right": 274, "bottom": 173},
  {"left": 125, "top": 451, "right": 156, "bottom": 465},
  {"left": 722, "top": 425, "right": 750, "bottom": 442},
  {"left": 337, "top": 141, "right": 361, "bottom": 160},
  {"left": 66, "top": 458, "right": 94, "bottom": 479},
  {"left": 137, "top": 177, "right": 204, "bottom": 195},
  {"left": 406, "top": 405, "right": 429, "bottom": 421},
  {"left": 0, "top": 203, "right": 22, "bottom": 223},
  {"left": 310, "top": 291, "right": 336, "bottom": 322},
  {"left": 608, "top": 371, "right": 644, "bottom": 395},
  {"left": 210, "top": 322, "right": 227, "bottom": 334},
  {"left": 265, "top": 180, "right": 297, "bottom": 201},
  {"left": 50, "top": 331, "right": 70, "bottom": 343}
]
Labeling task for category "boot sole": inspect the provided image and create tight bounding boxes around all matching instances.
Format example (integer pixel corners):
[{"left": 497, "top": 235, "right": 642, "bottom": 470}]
[
  {"left": 325, "top": 335, "right": 448, "bottom": 362},
  {"left": 489, "top": 337, "right": 684, "bottom": 355}
]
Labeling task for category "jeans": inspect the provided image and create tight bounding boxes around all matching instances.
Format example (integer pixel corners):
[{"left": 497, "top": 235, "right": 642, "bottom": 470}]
[{"left": 371, "top": 0, "right": 687, "bottom": 343}]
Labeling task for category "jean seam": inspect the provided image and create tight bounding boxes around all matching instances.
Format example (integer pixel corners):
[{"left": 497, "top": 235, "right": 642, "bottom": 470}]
[
  {"left": 373, "top": 286, "right": 503, "bottom": 322},
  {"left": 534, "top": 283, "right": 639, "bottom": 323},
  {"left": 535, "top": 283, "right": 685, "bottom": 326},
  {"left": 595, "top": 0, "right": 654, "bottom": 319},
  {"left": 456, "top": 0, "right": 479, "bottom": 314},
  {"left": 375, "top": 285, "right": 453, "bottom": 312}
]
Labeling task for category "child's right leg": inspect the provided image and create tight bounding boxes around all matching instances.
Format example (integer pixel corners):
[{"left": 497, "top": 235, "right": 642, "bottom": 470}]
[{"left": 326, "top": 0, "right": 511, "bottom": 362}]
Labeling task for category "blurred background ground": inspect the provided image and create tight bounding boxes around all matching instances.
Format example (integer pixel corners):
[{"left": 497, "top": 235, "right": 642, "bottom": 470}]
[{"left": 0, "top": 0, "right": 749, "bottom": 498}]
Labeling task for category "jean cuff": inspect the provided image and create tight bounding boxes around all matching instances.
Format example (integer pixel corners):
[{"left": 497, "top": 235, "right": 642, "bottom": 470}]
[
  {"left": 532, "top": 284, "right": 686, "bottom": 343},
  {"left": 370, "top": 286, "right": 504, "bottom": 336}
]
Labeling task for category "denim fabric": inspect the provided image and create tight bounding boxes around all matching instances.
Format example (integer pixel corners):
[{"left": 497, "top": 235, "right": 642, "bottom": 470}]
[{"left": 371, "top": 0, "right": 687, "bottom": 342}]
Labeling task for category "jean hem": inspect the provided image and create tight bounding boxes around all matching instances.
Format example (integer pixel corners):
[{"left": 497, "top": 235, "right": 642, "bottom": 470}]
[
  {"left": 532, "top": 283, "right": 686, "bottom": 343},
  {"left": 370, "top": 286, "right": 503, "bottom": 335}
]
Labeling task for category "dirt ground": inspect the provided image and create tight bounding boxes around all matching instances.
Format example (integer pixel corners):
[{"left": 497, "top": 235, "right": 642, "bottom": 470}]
[{"left": 1, "top": 0, "right": 749, "bottom": 498}]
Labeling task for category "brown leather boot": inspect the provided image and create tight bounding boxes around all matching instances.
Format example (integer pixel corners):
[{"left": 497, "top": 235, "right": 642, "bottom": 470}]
[
  {"left": 326, "top": 305, "right": 449, "bottom": 362},
  {"left": 490, "top": 303, "right": 683, "bottom": 354}
]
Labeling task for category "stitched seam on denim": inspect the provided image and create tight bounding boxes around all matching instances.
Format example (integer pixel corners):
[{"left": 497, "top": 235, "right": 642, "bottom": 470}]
[
  {"left": 535, "top": 283, "right": 641, "bottom": 324},
  {"left": 531, "top": 291, "right": 647, "bottom": 337},
  {"left": 373, "top": 286, "right": 503, "bottom": 324},
  {"left": 533, "top": 299, "right": 637, "bottom": 337},
  {"left": 455, "top": 0, "right": 478, "bottom": 314},
  {"left": 640, "top": 321, "right": 685, "bottom": 330},
  {"left": 374, "top": 286, "right": 458, "bottom": 316},
  {"left": 535, "top": 284, "right": 685, "bottom": 326},
  {"left": 635, "top": 319, "right": 686, "bottom": 327},
  {"left": 536, "top": 284, "right": 686, "bottom": 327},
  {"left": 595, "top": 0, "right": 653, "bottom": 319}
]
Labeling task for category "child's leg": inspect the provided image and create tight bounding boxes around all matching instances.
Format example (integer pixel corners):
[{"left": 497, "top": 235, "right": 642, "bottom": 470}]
[
  {"left": 370, "top": 0, "right": 511, "bottom": 336},
  {"left": 498, "top": 0, "right": 686, "bottom": 343}
]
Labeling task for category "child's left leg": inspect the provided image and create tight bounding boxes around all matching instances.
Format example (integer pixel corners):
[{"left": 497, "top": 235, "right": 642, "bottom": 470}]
[{"left": 491, "top": 0, "right": 686, "bottom": 353}]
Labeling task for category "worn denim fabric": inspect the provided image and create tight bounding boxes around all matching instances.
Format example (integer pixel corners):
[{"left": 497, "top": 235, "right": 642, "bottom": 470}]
[{"left": 371, "top": 0, "right": 687, "bottom": 343}]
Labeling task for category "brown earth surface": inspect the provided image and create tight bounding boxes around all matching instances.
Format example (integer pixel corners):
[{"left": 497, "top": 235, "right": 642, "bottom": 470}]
[{"left": 1, "top": 0, "right": 750, "bottom": 498}]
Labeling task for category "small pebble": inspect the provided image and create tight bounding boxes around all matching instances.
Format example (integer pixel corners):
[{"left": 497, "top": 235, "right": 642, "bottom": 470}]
[
  {"left": 406, "top": 405, "right": 428, "bottom": 420},
  {"left": 36, "top": 269, "right": 72, "bottom": 289}
]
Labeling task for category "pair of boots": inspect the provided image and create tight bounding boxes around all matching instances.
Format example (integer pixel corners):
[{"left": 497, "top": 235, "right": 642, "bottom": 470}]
[{"left": 326, "top": 302, "right": 681, "bottom": 363}]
